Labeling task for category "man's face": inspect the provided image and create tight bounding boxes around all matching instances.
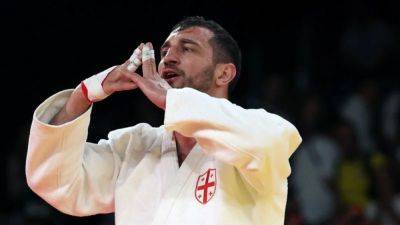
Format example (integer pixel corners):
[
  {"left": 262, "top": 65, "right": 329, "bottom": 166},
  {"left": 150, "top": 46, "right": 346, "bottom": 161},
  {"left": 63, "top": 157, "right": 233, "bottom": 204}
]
[{"left": 158, "top": 26, "right": 216, "bottom": 92}]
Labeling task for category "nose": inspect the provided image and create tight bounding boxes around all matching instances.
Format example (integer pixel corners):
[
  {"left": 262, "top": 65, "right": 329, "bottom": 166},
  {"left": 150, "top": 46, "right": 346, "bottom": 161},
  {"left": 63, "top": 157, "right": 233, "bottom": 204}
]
[{"left": 162, "top": 48, "right": 180, "bottom": 66}]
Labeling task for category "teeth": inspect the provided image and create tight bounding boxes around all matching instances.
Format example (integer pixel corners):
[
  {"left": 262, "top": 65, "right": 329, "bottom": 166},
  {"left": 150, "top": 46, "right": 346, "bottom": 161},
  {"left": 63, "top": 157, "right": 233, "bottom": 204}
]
[{"left": 164, "top": 72, "right": 177, "bottom": 78}]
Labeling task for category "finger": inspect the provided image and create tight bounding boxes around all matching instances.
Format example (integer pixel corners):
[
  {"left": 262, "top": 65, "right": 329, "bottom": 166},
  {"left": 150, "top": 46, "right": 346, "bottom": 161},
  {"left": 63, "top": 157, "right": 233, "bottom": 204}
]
[
  {"left": 119, "top": 82, "right": 138, "bottom": 91},
  {"left": 118, "top": 60, "right": 131, "bottom": 72},
  {"left": 122, "top": 60, "right": 131, "bottom": 67},
  {"left": 129, "top": 72, "right": 167, "bottom": 109},
  {"left": 128, "top": 72, "right": 145, "bottom": 86},
  {"left": 127, "top": 43, "right": 145, "bottom": 72},
  {"left": 138, "top": 43, "right": 145, "bottom": 50},
  {"left": 142, "top": 42, "right": 157, "bottom": 78},
  {"left": 106, "top": 79, "right": 137, "bottom": 93},
  {"left": 130, "top": 43, "right": 145, "bottom": 60},
  {"left": 113, "top": 70, "right": 139, "bottom": 91}
]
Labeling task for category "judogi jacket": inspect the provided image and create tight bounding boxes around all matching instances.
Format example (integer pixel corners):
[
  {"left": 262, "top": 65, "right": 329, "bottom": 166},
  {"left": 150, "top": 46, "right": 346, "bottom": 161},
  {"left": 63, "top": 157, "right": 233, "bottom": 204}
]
[{"left": 26, "top": 87, "right": 302, "bottom": 225}]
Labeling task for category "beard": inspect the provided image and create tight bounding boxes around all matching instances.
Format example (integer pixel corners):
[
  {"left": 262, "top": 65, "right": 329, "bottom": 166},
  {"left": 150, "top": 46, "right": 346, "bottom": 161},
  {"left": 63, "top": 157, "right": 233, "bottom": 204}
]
[{"left": 176, "top": 64, "right": 215, "bottom": 92}]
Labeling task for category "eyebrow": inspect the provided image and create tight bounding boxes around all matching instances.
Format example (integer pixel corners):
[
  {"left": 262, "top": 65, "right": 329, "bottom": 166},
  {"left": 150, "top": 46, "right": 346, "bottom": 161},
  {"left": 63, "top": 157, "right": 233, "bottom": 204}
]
[
  {"left": 180, "top": 38, "right": 201, "bottom": 47},
  {"left": 161, "top": 38, "right": 201, "bottom": 51}
]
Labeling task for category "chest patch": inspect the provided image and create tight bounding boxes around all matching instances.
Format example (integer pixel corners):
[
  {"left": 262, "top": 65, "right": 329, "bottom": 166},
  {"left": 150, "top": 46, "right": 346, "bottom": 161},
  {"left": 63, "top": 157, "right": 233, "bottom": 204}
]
[{"left": 195, "top": 168, "right": 217, "bottom": 204}]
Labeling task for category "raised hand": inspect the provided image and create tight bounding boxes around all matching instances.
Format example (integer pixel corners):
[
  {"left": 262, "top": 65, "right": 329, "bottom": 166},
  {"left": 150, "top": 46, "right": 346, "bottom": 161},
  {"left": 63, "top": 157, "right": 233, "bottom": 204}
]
[
  {"left": 130, "top": 42, "right": 171, "bottom": 110},
  {"left": 50, "top": 43, "right": 146, "bottom": 125},
  {"left": 101, "top": 43, "right": 145, "bottom": 96}
]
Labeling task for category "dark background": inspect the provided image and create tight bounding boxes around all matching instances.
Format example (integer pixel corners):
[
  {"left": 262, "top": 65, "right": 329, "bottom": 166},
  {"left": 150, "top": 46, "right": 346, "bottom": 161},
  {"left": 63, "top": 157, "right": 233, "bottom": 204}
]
[{"left": 2, "top": 0, "right": 400, "bottom": 224}]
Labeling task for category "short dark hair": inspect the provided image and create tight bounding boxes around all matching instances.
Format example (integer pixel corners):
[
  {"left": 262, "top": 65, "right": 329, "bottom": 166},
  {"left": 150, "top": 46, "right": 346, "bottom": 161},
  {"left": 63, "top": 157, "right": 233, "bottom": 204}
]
[{"left": 171, "top": 16, "right": 242, "bottom": 93}]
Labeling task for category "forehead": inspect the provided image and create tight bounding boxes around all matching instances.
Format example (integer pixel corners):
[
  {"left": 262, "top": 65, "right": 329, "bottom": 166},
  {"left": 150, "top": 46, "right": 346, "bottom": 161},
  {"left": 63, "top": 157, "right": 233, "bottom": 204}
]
[{"left": 163, "top": 26, "right": 214, "bottom": 48}]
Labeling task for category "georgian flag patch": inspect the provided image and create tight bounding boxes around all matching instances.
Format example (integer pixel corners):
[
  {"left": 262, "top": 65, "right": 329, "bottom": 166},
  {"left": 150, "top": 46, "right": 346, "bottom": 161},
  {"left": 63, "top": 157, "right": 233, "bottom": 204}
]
[{"left": 195, "top": 168, "right": 217, "bottom": 204}]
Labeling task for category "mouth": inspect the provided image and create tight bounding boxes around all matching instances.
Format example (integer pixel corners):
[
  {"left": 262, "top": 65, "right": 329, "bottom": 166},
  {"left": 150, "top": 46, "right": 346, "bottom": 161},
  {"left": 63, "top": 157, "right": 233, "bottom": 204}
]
[
  {"left": 165, "top": 75, "right": 180, "bottom": 85},
  {"left": 162, "top": 70, "right": 181, "bottom": 84}
]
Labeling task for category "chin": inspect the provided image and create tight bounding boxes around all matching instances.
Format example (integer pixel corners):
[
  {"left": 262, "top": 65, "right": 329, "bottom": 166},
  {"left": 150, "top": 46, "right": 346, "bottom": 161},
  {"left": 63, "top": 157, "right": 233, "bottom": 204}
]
[{"left": 170, "top": 82, "right": 185, "bottom": 89}]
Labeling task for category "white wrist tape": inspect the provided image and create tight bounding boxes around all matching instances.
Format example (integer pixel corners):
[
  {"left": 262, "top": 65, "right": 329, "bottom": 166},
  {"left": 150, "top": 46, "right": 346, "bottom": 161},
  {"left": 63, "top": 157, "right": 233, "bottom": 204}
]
[
  {"left": 81, "top": 66, "right": 116, "bottom": 102},
  {"left": 142, "top": 46, "right": 155, "bottom": 61},
  {"left": 127, "top": 48, "right": 142, "bottom": 71}
]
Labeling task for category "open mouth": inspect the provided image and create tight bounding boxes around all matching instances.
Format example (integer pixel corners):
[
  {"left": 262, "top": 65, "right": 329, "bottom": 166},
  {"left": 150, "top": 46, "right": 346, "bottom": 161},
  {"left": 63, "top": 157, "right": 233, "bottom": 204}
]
[
  {"left": 162, "top": 70, "right": 181, "bottom": 85},
  {"left": 163, "top": 72, "right": 179, "bottom": 79},
  {"left": 165, "top": 76, "right": 180, "bottom": 85}
]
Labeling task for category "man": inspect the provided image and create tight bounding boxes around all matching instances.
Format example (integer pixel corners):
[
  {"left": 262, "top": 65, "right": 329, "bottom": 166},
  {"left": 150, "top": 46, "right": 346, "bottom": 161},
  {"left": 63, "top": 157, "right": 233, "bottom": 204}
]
[{"left": 26, "top": 16, "right": 302, "bottom": 225}]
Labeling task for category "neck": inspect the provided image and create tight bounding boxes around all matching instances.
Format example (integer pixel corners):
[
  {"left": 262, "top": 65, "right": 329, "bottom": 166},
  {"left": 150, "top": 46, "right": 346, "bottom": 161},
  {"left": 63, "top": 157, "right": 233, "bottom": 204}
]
[
  {"left": 173, "top": 131, "right": 197, "bottom": 166},
  {"left": 207, "top": 87, "right": 228, "bottom": 99}
]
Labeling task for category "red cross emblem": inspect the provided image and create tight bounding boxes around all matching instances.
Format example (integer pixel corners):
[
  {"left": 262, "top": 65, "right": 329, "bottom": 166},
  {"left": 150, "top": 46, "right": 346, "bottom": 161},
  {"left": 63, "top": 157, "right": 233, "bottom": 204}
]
[{"left": 195, "top": 168, "right": 217, "bottom": 204}]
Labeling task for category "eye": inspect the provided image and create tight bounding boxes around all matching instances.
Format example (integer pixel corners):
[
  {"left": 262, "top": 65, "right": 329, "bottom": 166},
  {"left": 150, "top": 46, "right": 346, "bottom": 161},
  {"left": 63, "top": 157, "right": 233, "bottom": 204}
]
[
  {"left": 160, "top": 49, "right": 168, "bottom": 57},
  {"left": 183, "top": 47, "right": 192, "bottom": 52}
]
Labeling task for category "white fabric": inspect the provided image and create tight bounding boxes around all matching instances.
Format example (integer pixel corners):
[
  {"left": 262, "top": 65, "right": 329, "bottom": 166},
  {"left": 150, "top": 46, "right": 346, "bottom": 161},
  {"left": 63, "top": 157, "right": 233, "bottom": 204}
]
[
  {"left": 26, "top": 87, "right": 302, "bottom": 225},
  {"left": 82, "top": 66, "right": 116, "bottom": 102}
]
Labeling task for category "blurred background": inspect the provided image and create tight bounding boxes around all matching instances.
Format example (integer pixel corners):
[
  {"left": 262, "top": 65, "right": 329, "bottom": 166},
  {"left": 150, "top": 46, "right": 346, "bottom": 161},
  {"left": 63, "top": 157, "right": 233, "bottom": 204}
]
[{"left": 2, "top": 0, "right": 399, "bottom": 224}]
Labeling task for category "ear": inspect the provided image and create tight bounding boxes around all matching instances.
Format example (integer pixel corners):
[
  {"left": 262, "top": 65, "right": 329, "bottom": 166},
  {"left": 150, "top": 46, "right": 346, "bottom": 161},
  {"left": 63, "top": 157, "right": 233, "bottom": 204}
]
[{"left": 215, "top": 63, "right": 237, "bottom": 87}]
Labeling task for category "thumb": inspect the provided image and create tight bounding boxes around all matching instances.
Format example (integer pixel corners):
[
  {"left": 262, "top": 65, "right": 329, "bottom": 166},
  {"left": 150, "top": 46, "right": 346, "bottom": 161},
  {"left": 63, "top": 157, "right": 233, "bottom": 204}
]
[
  {"left": 129, "top": 73, "right": 166, "bottom": 109},
  {"left": 129, "top": 73, "right": 147, "bottom": 88}
]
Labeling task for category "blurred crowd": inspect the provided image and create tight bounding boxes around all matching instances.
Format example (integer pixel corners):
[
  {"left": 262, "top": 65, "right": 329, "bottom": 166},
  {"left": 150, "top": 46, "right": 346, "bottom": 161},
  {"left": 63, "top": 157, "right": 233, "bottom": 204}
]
[
  {"left": 283, "top": 79, "right": 399, "bottom": 225},
  {"left": 282, "top": 16, "right": 400, "bottom": 225}
]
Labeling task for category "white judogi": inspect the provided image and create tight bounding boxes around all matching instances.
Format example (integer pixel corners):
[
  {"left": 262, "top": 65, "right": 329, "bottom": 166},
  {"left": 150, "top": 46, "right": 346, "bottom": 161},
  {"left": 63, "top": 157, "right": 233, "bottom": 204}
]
[{"left": 26, "top": 87, "right": 302, "bottom": 225}]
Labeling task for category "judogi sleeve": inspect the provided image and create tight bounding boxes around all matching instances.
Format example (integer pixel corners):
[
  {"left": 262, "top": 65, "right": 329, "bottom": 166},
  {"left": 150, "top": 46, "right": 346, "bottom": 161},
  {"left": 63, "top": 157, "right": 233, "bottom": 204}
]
[
  {"left": 26, "top": 89, "right": 154, "bottom": 216},
  {"left": 164, "top": 88, "right": 302, "bottom": 195}
]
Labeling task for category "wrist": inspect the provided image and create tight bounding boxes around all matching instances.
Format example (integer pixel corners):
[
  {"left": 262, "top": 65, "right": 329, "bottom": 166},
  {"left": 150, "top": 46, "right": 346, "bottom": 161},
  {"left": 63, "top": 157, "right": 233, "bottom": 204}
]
[{"left": 82, "top": 66, "right": 116, "bottom": 102}]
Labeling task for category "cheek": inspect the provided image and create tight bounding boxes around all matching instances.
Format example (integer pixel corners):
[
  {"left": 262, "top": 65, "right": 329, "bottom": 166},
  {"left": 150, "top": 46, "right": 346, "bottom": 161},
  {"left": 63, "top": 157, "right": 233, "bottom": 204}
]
[{"left": 182, "top": 58, "right": 207, "bottom": 74}]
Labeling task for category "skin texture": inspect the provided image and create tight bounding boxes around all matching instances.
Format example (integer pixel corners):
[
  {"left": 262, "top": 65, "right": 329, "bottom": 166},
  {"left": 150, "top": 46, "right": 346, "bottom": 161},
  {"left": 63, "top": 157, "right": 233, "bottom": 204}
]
[{"left": 50, "top": 26, "right": 237, "bottom": 166}]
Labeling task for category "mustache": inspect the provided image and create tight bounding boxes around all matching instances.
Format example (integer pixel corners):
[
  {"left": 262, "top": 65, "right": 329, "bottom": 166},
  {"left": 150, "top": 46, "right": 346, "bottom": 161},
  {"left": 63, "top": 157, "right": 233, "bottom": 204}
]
[{"left": 163, "top": 65, "right": 186, "bottom": 76}]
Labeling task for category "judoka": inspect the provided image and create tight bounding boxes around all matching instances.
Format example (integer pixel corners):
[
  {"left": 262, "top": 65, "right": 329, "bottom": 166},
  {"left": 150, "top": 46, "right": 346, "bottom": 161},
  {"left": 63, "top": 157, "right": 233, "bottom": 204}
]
[{"left": 26, "top": 16, "right": 302, "bottom": 225}]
